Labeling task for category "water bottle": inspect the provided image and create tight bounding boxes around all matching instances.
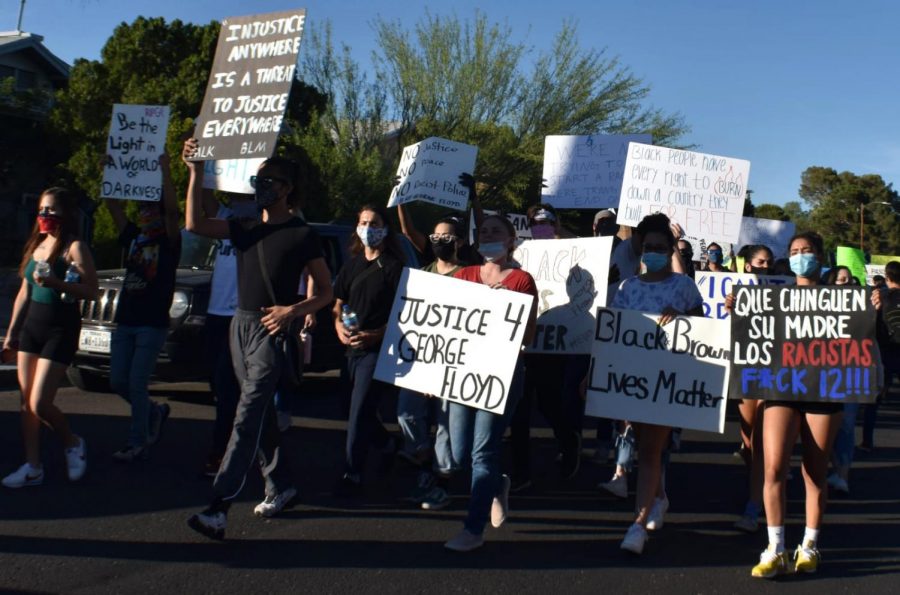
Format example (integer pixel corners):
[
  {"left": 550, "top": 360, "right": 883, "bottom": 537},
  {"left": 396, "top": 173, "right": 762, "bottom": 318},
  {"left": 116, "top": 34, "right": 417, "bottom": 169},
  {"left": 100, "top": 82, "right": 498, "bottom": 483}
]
[
  {"left": 61, "top": 263, "right": 80, "bottom": 303},
  {"left": 34, "top": 259, "right": 51, "bottom": 280},
  {"left": 341, "top": 305, "right": 359, "bottom": 334}
]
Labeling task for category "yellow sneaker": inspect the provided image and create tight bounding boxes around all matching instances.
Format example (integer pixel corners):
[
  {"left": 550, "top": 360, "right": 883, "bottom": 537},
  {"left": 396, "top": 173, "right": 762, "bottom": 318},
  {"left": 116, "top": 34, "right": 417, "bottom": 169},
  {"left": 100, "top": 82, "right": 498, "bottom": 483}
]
[
  {"left": 751, "top": 545, "right": 789, "bottom": 578},
  {"left": 793, "top": 542, "right": 820, "bottom": 574}
]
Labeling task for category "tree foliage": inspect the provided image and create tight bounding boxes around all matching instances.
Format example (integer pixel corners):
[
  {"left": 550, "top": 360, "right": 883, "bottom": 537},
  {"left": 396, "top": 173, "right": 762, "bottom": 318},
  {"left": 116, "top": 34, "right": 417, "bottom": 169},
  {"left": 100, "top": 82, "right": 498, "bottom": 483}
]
[{"left": 799, "top": 166, "right": 900, "bottom": 256}]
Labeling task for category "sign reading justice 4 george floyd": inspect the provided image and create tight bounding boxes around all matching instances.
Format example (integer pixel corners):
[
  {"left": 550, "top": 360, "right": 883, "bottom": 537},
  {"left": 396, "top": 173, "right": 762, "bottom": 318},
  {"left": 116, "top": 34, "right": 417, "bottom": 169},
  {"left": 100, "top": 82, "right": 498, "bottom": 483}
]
[
  {"left": 617, "top": 143, "right": 750, "bottom": 245},
  {"left": 730, "top": 286, "right": 881, "bottom": 403},
  {"left": 374, "top": 268, "right": 534, "bottom": 415},
  {"left": 190, "top": 9, "right": 306, "bottom": 161},
  {"left": 585, "top": 308, "right": 730, "bottom": 433},
  {"left": 101, "top": 104, "right": 170, "bottom": 201}
]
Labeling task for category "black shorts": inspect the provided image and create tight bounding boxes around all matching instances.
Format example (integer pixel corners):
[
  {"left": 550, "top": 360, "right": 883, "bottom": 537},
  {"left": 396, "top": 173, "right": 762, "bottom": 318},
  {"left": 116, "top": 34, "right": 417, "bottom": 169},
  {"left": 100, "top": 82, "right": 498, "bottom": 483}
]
[
  {"left": 18, "top": 301, "right": 81, "bottom": 365},
  {"left": 765, "top": 400, "right": 843, "bottom": 415}
]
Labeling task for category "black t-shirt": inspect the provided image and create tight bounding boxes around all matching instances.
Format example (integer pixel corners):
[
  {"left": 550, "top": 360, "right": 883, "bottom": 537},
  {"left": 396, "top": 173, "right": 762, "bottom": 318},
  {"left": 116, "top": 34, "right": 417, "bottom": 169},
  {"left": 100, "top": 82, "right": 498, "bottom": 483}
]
[
  {"left": 229, "top": 217, "right": 324, "bottom": 310},
  {"left": 333, "top": 253, "right": 404, "bottom": 350},
  {"left": 115, "top": 222, "right": 180, "bottom": 328}
]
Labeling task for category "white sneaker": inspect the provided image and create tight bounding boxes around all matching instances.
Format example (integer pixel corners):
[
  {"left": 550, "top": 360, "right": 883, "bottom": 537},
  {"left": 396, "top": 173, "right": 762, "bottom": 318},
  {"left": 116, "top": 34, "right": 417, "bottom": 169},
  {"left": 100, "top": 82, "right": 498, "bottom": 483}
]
[
  {"left": 444, "top": 529, "right": 484, "bottom": 552},
  {"left": 491, "top": 474, "right": 511, "bottom": 528},
  {"left": 188, "top": 509, "right": 227, "bottom": 540},
  {"left": 2, "top": 462, "right": 44, "bottom": 488},
  {"left": 827, "top": 473, "right": 849, "bottom": 494},
  {"left": 599, "top": 473, "right": 628, "bottom": 499},
  {"left": 65, "top": 436, "right": 87, "bottom": 481},
  {"left": 276, "top": 411, "right": 291, "bottom": 433},
  {"left": 254, "top": 486, "right": 298, "bottom": 517},
  {"left": 645, "top": 495, "right": 669, "bottom": 531},
  {"left": 620, "top": 523, "right": 647, "bottom": 554}
]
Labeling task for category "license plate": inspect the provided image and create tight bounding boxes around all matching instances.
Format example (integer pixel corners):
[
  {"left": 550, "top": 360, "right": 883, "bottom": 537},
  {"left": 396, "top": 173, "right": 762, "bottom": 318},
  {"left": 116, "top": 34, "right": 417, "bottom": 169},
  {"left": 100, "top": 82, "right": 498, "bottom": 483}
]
[{"left": 79, "top": 329, "right": 111, "bottom": 354}]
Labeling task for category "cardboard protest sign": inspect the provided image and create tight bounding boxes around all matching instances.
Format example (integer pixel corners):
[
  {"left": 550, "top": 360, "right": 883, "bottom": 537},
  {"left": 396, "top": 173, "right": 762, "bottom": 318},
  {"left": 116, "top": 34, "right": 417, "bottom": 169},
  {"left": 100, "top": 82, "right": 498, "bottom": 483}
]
[
  {"left": 683, "top": 236, "right": 732, "bottom": 266},
  {"left": 101, "top": 104, "right": 170, "bottom": 201},
  {"left": 202, "top": 158, "right": 266, "bottom": 194},
  {"left": 730, "top": 286, "right": 881, "bottom": 403},
  {"left": 618, "top": 143, "right": 750, "bottom": 245},
  {"left": 374, "top": 268, "right": 534, "bottom": 414},
  {"left": 515, "top": 237, "right": 612, "bottom": 354},
  {"left": 585, "top": 308, "right": 730, "bottom": 433},
  {"left": 468, "top": 210, "right": 530, "bottom": 244},
  {"left": 865, "top": 264, "right": 886, "bottom": 285},
  {"left": 541, "top": 134, "right": 652, "bottom": 209},
  {"left": 737, "top": 217, "right": 795, "bottom": 258},
  {"left": 836, "top": 246, "right": 867, "bottom": 286},
  {"left": 190, "top": 9, "right": 306, "bottom": 161},
  {"left": 388, "top": 137, "right": 478, "bottom": 211},
  {"left": 695, "top": 271, "right": 794, "bottom": 320}
]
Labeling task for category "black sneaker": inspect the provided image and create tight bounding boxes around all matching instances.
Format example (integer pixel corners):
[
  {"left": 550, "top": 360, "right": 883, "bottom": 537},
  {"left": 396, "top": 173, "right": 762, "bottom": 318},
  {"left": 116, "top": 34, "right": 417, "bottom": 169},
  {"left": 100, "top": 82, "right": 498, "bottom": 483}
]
[
  {"left": 188, "top": 508, "right": 226, "bottom": 540},
  {"left": 560, "top": 433, "right": 582, "bottom": 480},
  {"left": 509, "top": 477, "right": 532, "bottom": 493},
  {"left": 148, "top": 403, "right": 171, "bottom": 446},
  {"left": 333, "top": 473, "right": 363, "bottom": 498},
  {"left": 112, "top": 445, "right": 149, "bottom": 463}
]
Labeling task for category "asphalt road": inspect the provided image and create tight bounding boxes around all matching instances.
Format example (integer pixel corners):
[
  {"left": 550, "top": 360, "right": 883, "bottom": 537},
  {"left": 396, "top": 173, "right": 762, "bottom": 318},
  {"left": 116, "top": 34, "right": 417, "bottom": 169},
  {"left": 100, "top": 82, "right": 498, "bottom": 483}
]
[{"left": 0, "top": 374, "right": 898, "bottom": 594}]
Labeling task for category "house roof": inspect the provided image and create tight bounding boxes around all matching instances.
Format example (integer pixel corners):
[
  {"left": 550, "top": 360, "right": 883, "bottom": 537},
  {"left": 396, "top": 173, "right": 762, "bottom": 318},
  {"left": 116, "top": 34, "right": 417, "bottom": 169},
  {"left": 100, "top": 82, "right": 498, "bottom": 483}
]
[{"left": 0, "top": 31, "right": 69, "bottom": 81}]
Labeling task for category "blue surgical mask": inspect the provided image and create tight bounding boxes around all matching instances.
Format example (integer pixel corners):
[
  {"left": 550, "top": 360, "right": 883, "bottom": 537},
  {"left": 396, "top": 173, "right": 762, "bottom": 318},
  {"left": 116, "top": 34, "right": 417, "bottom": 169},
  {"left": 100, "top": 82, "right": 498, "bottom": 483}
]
[
  {"left": 789, "top": 253, "right": 819, "bottom": 278},
  {"left": 478, "top": 242, "right": 507, "bottom": 263},
  {"left": 708, "top": 249, "right": 722, "bottom": 264},
  {"left": 641, "top": 252, "right": 669, "bottom": 273},
  {"left": 357, "top": 226, "right": 387, "bottom": 248}
]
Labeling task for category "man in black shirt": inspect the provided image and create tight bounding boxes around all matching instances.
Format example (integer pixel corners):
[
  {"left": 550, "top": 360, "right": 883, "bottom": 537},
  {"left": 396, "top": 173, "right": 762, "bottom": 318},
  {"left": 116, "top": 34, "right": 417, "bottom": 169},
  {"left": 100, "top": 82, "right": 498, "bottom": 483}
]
[{"left": 182, "top": 139, "right": 333, "bottom": 540}]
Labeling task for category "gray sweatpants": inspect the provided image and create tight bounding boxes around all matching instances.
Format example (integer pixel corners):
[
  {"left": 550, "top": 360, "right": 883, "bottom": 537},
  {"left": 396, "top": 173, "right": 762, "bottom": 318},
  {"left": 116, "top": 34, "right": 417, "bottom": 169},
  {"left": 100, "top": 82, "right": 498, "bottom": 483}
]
[{"left": 212, "top": 309, "right": 292, "bottom": 501}]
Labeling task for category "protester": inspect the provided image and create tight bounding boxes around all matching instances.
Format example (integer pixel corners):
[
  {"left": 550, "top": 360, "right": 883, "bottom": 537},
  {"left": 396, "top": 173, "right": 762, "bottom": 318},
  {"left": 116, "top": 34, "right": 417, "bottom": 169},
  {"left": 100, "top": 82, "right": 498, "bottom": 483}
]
[
  {"left": 703, "top": 242, "right": 734, "bottom": 272},
  {"left": 332, "top": 204, "right": 405, "bottom": 497},
  {"left": 823, "top": 265, "right": 853, "bottom": 286},
  {"left": 443, "top": 214, "right": 537, "bottom": 552},
  {"left": 748, "top": 231, "right": 879, "bottom": 578},
  {"left": 104, "top": 154, "right": 180, "bottom": 462},
  {"left": 2, "top": 188, "right": 98, "bottom": 488},
  {"left": 182, "top": 140, "right": 333, "bottom": 540},
  {"left": 677, "top": 239, "right": 695, "bottom": 279},
  {"left": 397, "top": 216, "right": 467, "bottom": 510},
  {"left": 592, "top": 209, "right": 620, "bottom": 246},
  {"left": 613, "top": 213, "right": 704, "bottom": 555}
]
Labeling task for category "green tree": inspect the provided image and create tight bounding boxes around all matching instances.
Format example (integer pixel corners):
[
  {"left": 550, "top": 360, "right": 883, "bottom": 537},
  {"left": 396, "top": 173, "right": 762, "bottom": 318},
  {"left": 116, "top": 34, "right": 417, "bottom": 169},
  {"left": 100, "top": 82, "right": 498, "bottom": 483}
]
[
  {"left": 753, "top": 203, "right": 788, "bottom": 221},
  {"left": 799, "top": 166, "right": 900, "bottom": 256}
]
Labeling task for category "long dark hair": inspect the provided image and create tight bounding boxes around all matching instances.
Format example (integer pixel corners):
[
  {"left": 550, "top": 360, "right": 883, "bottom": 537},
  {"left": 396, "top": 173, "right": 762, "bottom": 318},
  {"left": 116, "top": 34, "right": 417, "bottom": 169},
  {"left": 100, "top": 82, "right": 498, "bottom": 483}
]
[
  {"left": 19, "top": 187, "right": 80, "bottom": 277},
  {"left": 349, "top": 203, "right": 406, "bottom": 261}
]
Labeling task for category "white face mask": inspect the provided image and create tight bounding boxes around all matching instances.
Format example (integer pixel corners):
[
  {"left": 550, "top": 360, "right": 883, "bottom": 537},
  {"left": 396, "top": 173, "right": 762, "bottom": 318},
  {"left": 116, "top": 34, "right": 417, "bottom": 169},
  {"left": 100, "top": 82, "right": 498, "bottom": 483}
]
[
  {"left": 357, "top": 225, "right": 387, "bottom": 247},
  {"left": 478, "top": 241, "right": 507, "bottom": 263}
]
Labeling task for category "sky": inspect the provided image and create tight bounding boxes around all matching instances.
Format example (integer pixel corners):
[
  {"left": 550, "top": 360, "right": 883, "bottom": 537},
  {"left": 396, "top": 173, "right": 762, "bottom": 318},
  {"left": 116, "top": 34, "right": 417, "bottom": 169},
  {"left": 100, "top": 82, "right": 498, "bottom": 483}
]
[{"left": 4, "top": 0, "right": 900, "bottom": 208}]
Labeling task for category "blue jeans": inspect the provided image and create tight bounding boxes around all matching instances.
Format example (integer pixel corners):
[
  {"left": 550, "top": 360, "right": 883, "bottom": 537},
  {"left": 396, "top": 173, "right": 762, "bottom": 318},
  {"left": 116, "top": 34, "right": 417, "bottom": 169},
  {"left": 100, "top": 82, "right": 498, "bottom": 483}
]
[
  {"left": 397, "top": 389, "right": 454, "bottom": 475},
  {"left": 109, "top": 325, "right": 169, "bottom": 447},
  {"left": 615, "top": 424, "right": 636, "bottom": 471},
  {"left": 834, "top": 402, "right": 860, "bottom": 468},
  {"left": 449, "top": 359, "right": 524, "bottom": 535}
]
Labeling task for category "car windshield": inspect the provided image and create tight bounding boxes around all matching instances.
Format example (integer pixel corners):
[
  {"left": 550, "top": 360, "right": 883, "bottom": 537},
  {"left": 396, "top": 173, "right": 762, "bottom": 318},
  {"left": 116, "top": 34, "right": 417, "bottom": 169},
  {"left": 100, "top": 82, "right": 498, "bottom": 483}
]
[{"left": 179, "top": 229, "right": 217, "bottom": 269}]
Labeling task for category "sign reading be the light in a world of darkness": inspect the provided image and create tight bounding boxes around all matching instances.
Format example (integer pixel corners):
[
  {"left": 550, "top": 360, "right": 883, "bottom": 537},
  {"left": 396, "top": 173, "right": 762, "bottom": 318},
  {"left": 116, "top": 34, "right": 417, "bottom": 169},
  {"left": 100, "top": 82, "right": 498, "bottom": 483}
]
[
  {"left": 190, "top": 9, "right": 306, "bottom": 161},
  {"left": 101, "top": 104, "right": 170, "bottom": 201},
  {"left": 541, "top": 134, "right": 652, "bottom": 209},
  {"left": 374, "top": 268, "right": 534, "bottom": 415},
  {"left": 617, "top": 143, "right": 750, "bottom": 245},
  {"left": 388, "top": 137, "right": 478, "bottom": 211},
  {"left": 730, "top": 286, "right": 881, "bottom": 403}
]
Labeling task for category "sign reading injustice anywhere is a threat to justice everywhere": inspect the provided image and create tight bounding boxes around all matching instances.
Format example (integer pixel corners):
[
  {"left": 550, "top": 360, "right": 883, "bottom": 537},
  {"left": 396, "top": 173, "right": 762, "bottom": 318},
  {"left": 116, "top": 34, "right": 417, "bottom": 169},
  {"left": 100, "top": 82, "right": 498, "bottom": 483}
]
[
  {"left": 515, "top": 237, "right": 613, "bottom": 354},
  {"left": 374, "top": 268, "right": 534, "bottom": 415},
  {"left": 388, "top": 137, "right": 478, "bottom": 211},
  {"left": 617, "top": 142, "right": 751, "bottom": 245},
  {"left": 729, "top": 286, "right": 881, "bottom": 403},
  {"left": 101, "top": 104, "right": 170, "bottom": 201},
  {"left": 585, "top": 307, "right": 731, "bottom": 433},
  {"left": 190, "top": 9, "right": 306, "bottom": 161}
]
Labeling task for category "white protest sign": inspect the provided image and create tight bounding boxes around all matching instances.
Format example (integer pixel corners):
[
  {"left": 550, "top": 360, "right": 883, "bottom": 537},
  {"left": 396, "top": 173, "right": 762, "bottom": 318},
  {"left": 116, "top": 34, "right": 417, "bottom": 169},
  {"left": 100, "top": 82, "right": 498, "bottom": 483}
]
[
  {"left": 374, "top": 268, "right": 534, "bottom": 414},
  {"left": 515, "top": 237, "right": 612, "bottom": 353},
  {"left": 586, "top": 308, "right": 730, "bottom": 433},
  {"left": 737, "top": 217, "right": 795, "bottom": 258},
  {"left": 101, "top": 104, "right": 170, "bottom": 201},
  {"left": 202, "top": 158, "right": 266, "bottom": 194},
  {"left": 695, "top": 271, "right": 795, "bottom": 320},
  {"left": 865, "top": 264, "right": 886, "bottom": 286},
  {"left": 388, "top": 137, "right": 478, "bottom": 211},
  {"left": 469, "top": 209, "right": 531, "bottom": 245},
  {"left": 683, "top": 236, "right": 732, "bottom": 265},
  {"left": 618, "top": 143, "right": 750, "bottom": 245},
  {"left": 541, "top": 134, "right": 652, "bottom": 209}
]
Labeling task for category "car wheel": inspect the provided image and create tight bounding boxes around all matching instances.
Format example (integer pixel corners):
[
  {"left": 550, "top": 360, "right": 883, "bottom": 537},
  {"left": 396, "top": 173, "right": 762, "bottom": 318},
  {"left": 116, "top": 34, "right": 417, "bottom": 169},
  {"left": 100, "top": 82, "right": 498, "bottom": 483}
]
[{"left": 67, "top": 366, "right": 112, "bottom": 393}]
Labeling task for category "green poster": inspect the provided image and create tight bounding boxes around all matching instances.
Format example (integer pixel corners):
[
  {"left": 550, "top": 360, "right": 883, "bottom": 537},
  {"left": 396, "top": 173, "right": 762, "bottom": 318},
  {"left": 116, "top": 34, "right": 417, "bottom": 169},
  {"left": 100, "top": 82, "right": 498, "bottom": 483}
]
[
  {"left": 870, "top": 254, "right": 900, "bottom": 265},
  {"left": 836, "top": 246, "right": 867, "bottom": 285}
]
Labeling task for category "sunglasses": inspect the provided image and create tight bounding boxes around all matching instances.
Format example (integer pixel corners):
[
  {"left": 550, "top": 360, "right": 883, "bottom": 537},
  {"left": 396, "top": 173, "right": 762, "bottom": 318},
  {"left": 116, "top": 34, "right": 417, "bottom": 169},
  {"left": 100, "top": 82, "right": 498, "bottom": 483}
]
[
  {"left": 429, "top": 233, "right": 458, "bottom": 244},
  {"left": 249, "top": 175, "right": 289, "bottom": 189}
]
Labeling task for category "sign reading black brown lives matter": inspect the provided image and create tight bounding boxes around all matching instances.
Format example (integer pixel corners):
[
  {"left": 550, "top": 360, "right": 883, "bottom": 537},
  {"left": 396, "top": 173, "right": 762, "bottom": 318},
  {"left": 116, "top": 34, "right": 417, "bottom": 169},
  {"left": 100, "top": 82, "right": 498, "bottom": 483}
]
[
  {"left": 190, "top": 9, "right": 306, "bottom": 161},
  {"left": 101, "top": 104, "right": 170, "bottom": 201},
  {"left": 374, "top": 268, "right": 534, "bottom": 415},
  {"left": 585, "top": 307, "right": 731, "bottom": 433},
  {"left": 730, "top": 286, "right": 881, "bottom": 403}
]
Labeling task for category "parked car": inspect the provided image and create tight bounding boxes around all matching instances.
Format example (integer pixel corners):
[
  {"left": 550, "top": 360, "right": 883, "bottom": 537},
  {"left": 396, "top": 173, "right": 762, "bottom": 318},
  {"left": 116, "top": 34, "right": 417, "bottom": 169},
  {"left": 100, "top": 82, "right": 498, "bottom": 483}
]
[{"left": 67, "top": 222, "right": 420, "bottom": 392}]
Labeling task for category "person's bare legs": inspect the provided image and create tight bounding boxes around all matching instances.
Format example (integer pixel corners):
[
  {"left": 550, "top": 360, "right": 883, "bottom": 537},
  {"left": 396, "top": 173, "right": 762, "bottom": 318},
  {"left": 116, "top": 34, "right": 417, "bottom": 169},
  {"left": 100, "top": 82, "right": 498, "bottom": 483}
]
[{"left": 633, "top": 423, "right": 671, "bottom": 526}]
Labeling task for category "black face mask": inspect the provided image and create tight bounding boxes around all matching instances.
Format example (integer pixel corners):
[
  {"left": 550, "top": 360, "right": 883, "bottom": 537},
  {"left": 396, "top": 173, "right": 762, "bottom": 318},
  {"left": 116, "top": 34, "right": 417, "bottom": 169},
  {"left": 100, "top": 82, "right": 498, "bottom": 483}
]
[
  {"left": 749, "top": 266, "right": 769, "bottom": 276},
  {"left": 679, "top": 249, "right": 693, "bottom": 261},
  {"left": 431, "top": 241, "right": 457, "bottom": 262}
]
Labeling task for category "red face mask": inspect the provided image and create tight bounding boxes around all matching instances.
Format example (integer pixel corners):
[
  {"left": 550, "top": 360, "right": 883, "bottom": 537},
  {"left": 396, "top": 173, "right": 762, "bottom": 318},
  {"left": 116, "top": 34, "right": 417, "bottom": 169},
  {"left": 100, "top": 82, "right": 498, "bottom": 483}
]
[{"left": 38, "top": 214, "right": 62, "bottom": 234}]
